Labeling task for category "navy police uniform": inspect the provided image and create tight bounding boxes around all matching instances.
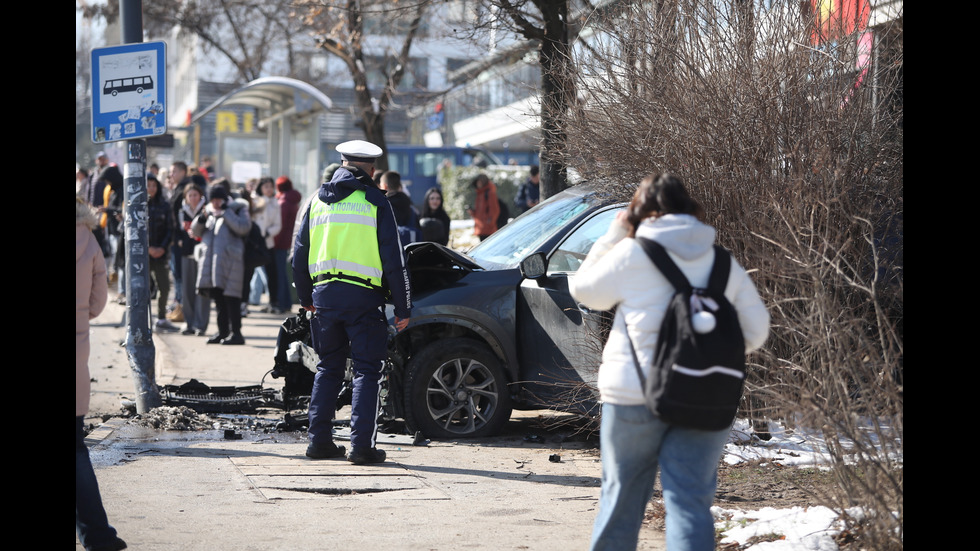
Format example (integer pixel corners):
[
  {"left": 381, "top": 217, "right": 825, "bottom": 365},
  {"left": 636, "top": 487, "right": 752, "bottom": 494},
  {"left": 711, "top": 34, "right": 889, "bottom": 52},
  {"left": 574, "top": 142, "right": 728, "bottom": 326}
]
[{"left": 292, "top": 141, "right": 412, "bottom": 461}]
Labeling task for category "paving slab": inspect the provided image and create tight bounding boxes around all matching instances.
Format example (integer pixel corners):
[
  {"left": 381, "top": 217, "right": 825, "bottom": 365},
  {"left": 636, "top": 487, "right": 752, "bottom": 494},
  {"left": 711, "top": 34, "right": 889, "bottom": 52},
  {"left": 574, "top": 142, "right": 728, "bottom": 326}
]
[{"left": 80, "top": 294, "right": 667, "bottom": 550}]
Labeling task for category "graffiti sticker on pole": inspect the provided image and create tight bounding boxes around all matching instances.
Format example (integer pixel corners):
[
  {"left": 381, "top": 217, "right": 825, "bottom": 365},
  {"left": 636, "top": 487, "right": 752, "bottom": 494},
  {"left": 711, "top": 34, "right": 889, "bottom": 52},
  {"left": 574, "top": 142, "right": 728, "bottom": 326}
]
[{"left": 91, "top": 41, "right": 167, "bottom": 144}]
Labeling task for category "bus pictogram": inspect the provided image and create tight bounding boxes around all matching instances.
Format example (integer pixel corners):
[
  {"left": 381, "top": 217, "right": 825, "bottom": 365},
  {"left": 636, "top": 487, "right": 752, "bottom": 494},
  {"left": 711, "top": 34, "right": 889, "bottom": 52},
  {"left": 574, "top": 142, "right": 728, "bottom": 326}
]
[{"left": 103, "top": 75, "right": 154, "bottom": 96}]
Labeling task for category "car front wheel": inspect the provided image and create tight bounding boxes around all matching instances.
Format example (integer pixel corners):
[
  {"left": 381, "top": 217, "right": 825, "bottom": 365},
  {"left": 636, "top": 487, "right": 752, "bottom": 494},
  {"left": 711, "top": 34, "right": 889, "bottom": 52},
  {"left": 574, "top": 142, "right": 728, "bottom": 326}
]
[{"left": 404, "top": 338, "right": 513, "bottom": 439}]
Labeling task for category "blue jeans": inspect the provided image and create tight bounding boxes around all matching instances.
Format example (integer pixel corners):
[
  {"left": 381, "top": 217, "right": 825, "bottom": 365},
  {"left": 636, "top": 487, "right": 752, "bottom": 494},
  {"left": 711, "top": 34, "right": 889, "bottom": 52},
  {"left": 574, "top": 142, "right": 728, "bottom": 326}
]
[
  {"left": 76, "top": 416, "right": 120, "bottom": 549},
  {"left": 249, "top": 267, "right": 268, "bottom": 305},
  {"left": 590, "top": 404, "right": 730, "bottom": 551},
  {"left": 171, "top": 243, "right": 183, "bottom": 303}
]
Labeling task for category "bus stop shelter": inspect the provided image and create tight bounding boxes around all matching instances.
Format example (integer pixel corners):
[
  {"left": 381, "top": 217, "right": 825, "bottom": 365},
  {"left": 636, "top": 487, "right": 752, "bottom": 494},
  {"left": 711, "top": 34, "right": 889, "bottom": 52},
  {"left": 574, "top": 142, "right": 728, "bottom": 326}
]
[{"left": 191, "top": 76, "right": 333, "bottom": 196}]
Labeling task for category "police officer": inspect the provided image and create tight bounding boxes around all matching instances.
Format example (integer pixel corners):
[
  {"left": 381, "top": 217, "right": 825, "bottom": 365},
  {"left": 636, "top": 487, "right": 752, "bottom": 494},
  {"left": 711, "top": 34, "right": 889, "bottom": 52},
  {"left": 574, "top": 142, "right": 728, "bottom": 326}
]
[{"left": 292, "top": 140, "right": 412, "bottom": 464}]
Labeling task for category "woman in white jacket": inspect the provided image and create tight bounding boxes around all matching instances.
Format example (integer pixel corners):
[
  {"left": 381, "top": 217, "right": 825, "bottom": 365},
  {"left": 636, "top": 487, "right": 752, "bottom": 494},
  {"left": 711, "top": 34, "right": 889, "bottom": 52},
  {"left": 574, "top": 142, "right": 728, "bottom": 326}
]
[{"left": 570, "top": 173, "right": 769, "bottom": 551}]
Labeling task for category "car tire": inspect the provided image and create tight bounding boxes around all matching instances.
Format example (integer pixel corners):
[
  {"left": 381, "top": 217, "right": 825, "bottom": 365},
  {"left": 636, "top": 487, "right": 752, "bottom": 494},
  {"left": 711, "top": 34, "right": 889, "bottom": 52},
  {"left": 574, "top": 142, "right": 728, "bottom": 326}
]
[{"left": 404, "top": 338, "right": 513, "bottom": 439}]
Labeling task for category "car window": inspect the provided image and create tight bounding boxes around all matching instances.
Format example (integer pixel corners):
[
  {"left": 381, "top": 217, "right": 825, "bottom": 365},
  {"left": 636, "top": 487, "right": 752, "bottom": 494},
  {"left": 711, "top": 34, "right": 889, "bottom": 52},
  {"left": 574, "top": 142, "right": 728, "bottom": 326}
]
[
  {"left": 547, "top": 207, "right": 622, "bottom": 274},
  {"left": 467, "top": 192, "right": 594, "bottom": 269}
]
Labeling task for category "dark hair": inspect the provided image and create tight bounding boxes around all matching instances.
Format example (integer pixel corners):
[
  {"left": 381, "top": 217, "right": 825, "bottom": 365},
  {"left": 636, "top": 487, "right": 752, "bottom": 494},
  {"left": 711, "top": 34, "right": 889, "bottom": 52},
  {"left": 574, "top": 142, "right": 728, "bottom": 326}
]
[
  {"left": 210, "top": 177, "right": 233, "bottom": 196},
  {"left": 471, "top": 173, "right": 489, "bottom": 188},
  {"left": 257, "top": 177, "right": 275, "bottom": 194},
  {"left": 235, "top": 184, "right": 254, "bottom": 212},
  {"left": 183, "top": 183, "right": 205, "bottom": 200},
  {"left": 626, "top": 173, "right": 704, "bottom": 236},
  {"left": 189, "top": 173, "right": 208, "bottom": 189},
  {"left": 102, "top": 165, "right": 123, "bottom": 190},
  {"left": 422, "top": 187, "right": 446, "bottom": 216},
  {"left": 147, "top": 174, "right": 163, "bottom": 202},
  {"left": 383, "top": 171, "right": 402, "bottom": 192},
  {"left": 530, "top": 165, "right": 539, "bottom": 177}
]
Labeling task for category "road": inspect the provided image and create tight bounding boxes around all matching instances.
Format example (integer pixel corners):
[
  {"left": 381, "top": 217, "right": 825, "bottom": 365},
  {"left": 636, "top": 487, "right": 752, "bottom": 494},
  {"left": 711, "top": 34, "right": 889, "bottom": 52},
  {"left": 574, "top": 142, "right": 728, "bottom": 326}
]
[{"left": 81, "top": 296, "right": 667, "bottom": 550}]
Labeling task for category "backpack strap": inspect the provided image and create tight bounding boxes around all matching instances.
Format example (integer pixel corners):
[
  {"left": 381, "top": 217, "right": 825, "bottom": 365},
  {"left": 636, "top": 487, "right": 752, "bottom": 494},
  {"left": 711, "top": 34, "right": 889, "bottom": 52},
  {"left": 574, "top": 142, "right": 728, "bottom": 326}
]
[
  {"left": 638, "top": 238, "right": 732, "bottom": 294},
  {"left": 707, "top": 245, "right": 732, "bottom": 295},
  {"left": 635, "top": 237, "right": 692, "bottom": 293}
]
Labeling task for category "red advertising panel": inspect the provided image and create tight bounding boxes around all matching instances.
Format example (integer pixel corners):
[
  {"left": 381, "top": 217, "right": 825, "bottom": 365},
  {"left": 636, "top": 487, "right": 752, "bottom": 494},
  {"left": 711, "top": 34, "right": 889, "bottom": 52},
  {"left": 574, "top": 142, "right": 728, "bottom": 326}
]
[{"left": 811, "top": 0, "right": 871, "bottom": 44}]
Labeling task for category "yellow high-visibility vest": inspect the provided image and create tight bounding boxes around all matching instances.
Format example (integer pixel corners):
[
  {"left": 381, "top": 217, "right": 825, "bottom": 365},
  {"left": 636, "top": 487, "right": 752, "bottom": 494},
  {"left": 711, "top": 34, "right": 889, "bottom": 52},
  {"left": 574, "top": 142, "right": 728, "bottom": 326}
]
[{"left": 307, "top": 190, "right": 383, "bottom": 291}]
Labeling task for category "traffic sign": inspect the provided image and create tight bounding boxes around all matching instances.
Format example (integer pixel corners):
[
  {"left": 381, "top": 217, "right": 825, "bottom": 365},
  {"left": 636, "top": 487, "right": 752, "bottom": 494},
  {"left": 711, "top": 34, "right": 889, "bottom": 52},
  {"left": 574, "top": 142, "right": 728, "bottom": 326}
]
[{"left": 91, "top": 41, "right": 167, "bottom": 144}]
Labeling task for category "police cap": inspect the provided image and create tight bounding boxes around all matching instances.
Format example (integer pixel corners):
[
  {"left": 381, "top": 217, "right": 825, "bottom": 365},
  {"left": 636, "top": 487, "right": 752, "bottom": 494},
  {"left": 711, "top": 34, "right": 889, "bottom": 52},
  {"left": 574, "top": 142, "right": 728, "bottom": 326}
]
[{"left": 337, "top": 140, "right": 383, "bottom": 163}]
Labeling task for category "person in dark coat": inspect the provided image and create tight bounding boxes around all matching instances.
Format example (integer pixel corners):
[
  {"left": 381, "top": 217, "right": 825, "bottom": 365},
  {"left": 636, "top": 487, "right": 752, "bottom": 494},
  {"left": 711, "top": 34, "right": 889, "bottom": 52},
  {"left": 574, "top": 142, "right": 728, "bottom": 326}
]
[
  {"left": 146, "top": 174, "right": 177, "bottom": 332},
  {"left": 98, "top": 165, "right": 125, "bottom": 298},
  {"left": 269, "top": 176, "right": 302, "bottom": 314},
  {"left": 419, "top": 187, "right": 451, "bottom": 246},
  {"left": 514, "top": 165, "right": 540, "bottom": 215},
  {"left": 380, "top": 170, "right": 421, "bottom": 245}
]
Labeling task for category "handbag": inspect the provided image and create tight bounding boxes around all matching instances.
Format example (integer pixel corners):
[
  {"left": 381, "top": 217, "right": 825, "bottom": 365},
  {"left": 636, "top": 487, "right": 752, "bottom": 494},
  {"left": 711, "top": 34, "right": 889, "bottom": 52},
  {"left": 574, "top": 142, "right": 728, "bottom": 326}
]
[{"left": 244, "top": 222, "right": 272, "bottom": 271}]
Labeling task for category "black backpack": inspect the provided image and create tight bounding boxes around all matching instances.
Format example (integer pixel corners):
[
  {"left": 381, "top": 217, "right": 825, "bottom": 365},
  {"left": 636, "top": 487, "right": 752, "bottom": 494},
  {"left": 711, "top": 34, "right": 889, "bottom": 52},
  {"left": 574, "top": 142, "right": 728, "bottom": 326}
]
[
  {"left": 626, "top": 238, "right": 746, "bottom": 431},
  {"left": 243, "top": 222, "right": 272, "bottom": 271}
]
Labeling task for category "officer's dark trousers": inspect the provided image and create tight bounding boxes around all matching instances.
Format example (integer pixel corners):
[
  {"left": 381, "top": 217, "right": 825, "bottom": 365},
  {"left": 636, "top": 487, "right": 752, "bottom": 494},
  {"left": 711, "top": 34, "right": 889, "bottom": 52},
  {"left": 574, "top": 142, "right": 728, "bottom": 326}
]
[{"left": 307, "top": 305, "right": 386, "bottom": 451}]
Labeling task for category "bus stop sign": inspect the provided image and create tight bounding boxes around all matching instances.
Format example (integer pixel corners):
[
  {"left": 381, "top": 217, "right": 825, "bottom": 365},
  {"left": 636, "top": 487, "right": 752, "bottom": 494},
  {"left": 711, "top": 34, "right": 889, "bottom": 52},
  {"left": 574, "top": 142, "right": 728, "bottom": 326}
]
[{"left": 91, "top": 41, "right": 167, "bottom": 144}]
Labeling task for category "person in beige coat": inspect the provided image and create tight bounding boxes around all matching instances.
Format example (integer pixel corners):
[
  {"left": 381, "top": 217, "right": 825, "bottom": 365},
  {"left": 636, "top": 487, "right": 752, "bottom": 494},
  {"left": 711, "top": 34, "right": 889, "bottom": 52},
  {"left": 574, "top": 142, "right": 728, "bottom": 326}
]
[{"left": 76, "top": 197, "right": 127, "bottom": 551}]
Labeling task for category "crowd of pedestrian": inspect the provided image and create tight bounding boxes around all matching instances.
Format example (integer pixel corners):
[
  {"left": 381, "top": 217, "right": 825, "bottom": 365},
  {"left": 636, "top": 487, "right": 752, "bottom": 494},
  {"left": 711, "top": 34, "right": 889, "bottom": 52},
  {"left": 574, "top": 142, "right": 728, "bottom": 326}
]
[
  {"left": 76, "top": 152, "right": 542, "bottom": 349},
  {"left": 76, "top": 153, "right": 307, "bottom": 347}
]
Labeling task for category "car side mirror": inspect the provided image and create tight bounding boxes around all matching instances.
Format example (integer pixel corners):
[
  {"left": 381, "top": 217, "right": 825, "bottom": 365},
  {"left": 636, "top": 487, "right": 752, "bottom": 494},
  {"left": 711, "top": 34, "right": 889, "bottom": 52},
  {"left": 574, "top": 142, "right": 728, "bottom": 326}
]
[{"left": 520, "top": 252, "right": 547, "bottom": 279}]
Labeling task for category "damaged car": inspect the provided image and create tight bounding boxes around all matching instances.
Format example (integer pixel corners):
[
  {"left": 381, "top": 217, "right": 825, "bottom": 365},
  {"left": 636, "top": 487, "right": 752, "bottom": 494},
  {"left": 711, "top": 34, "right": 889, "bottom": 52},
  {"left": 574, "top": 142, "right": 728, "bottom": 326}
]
[
  {"left": 162, "top": 184, "right": 625, "bottom": 439},
  {"left": 384, "top": 184, "right": 626, "bottom": 438}
]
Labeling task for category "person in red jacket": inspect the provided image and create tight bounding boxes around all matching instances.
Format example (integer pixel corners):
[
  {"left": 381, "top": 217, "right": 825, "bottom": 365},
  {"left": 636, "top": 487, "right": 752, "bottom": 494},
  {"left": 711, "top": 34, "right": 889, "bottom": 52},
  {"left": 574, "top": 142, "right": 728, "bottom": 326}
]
[
  {"left": 467, "top": 173, "right": 499, "bottom": 241},
  {"left": 269, "top": 175, "right": 302, "bottom": 314}
]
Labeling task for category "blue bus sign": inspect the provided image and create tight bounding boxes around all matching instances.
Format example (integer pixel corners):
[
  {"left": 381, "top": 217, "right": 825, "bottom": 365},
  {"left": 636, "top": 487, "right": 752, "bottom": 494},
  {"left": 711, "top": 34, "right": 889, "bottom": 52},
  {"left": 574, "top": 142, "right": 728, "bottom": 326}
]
[{"left": 91, "top": 41, "right": 167, "bottom": 144}]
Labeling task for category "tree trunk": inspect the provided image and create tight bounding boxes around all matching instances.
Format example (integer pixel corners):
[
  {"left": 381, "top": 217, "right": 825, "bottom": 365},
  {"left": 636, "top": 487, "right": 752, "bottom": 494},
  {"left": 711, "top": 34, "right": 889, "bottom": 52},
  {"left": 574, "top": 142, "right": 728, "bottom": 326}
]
[{"left": 537, "top": 0, "right": 572, "bottom": 200}]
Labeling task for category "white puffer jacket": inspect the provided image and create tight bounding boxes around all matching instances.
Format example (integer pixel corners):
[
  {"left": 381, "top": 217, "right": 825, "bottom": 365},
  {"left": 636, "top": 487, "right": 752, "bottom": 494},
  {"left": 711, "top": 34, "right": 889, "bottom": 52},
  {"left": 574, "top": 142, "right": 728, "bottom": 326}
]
[
  {"left": 569, "top": 214, "right": 770, "bottom": 406},
  {"left": 251, "top": 195, "right": 282, "bottom": 249}
]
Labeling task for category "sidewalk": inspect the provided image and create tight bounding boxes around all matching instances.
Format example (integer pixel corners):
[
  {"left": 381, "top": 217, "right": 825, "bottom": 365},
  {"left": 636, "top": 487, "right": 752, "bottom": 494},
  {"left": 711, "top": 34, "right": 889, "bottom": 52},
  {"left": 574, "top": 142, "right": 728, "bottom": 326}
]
[{"left": 81, "top": 295, "right": 667, "bottom": 550}]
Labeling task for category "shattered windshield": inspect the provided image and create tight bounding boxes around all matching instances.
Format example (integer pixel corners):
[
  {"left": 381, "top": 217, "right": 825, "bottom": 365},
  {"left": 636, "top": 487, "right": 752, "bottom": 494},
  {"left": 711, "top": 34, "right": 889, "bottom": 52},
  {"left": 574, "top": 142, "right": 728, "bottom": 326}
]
[{"left": 465, "top": 191, "right": 594, "bottom": 270}]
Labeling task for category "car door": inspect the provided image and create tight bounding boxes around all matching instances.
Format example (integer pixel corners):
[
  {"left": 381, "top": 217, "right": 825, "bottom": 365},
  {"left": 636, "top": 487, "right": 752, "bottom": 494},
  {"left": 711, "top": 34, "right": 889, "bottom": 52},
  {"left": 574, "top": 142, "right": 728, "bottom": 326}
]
[{"left": 515, "top": 206, "right": 622, "bottom": 410}]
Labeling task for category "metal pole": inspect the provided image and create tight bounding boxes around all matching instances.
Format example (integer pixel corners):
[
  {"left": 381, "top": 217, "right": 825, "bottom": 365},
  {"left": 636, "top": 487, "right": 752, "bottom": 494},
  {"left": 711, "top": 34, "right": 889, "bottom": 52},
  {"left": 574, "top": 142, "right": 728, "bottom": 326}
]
[{"left": 119, "top": 0, "right": 161, "bottom": 412}]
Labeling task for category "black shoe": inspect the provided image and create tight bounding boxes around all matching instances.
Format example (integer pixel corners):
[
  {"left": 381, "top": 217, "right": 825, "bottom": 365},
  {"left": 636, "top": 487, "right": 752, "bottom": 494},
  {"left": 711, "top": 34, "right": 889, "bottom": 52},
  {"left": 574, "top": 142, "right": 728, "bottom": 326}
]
[
  {"left": 348, "top": 447, "right": 386, "bottom": 465},
  {"left": 196, "top": 329, "right": 208, "bottom": 336},
  {"left": 306, "top": 441, "right": 347, "bottom": 460},
  {"left": 181, "top": 328, "right": 196, "bottom": 335},
  {"left": 221, "top": 334, "right": 245, "bottom": 345},
  {"left": 206, "top": 334, "right": 228, "bottom": 344},
  {"left": 90, "top": 536, "right": 127, "bottom": 551}
]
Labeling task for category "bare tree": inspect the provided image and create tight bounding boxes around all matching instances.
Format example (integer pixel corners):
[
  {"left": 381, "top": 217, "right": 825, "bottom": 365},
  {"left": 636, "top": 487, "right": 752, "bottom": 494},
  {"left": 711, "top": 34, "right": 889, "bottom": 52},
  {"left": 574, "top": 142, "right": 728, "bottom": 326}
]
[
  {"left": 562, "top": 1, "right": 903, "bottom": 547},
  {"left": 461, "top": 0, "right": 576, "bottom": 199},
  {"left": 297, "top": 0, "right": 429, "bottom": 171},
  {"left": 137, "top": 0, "right": 304, "bottom": 83}
]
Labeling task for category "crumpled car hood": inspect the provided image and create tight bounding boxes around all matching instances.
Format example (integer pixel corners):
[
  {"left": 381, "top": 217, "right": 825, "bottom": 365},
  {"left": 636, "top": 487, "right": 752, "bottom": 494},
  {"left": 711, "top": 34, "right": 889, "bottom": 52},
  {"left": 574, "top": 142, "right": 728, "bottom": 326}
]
[{"left": 404, "top": 242, "right": 482, "bottom": 295}]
